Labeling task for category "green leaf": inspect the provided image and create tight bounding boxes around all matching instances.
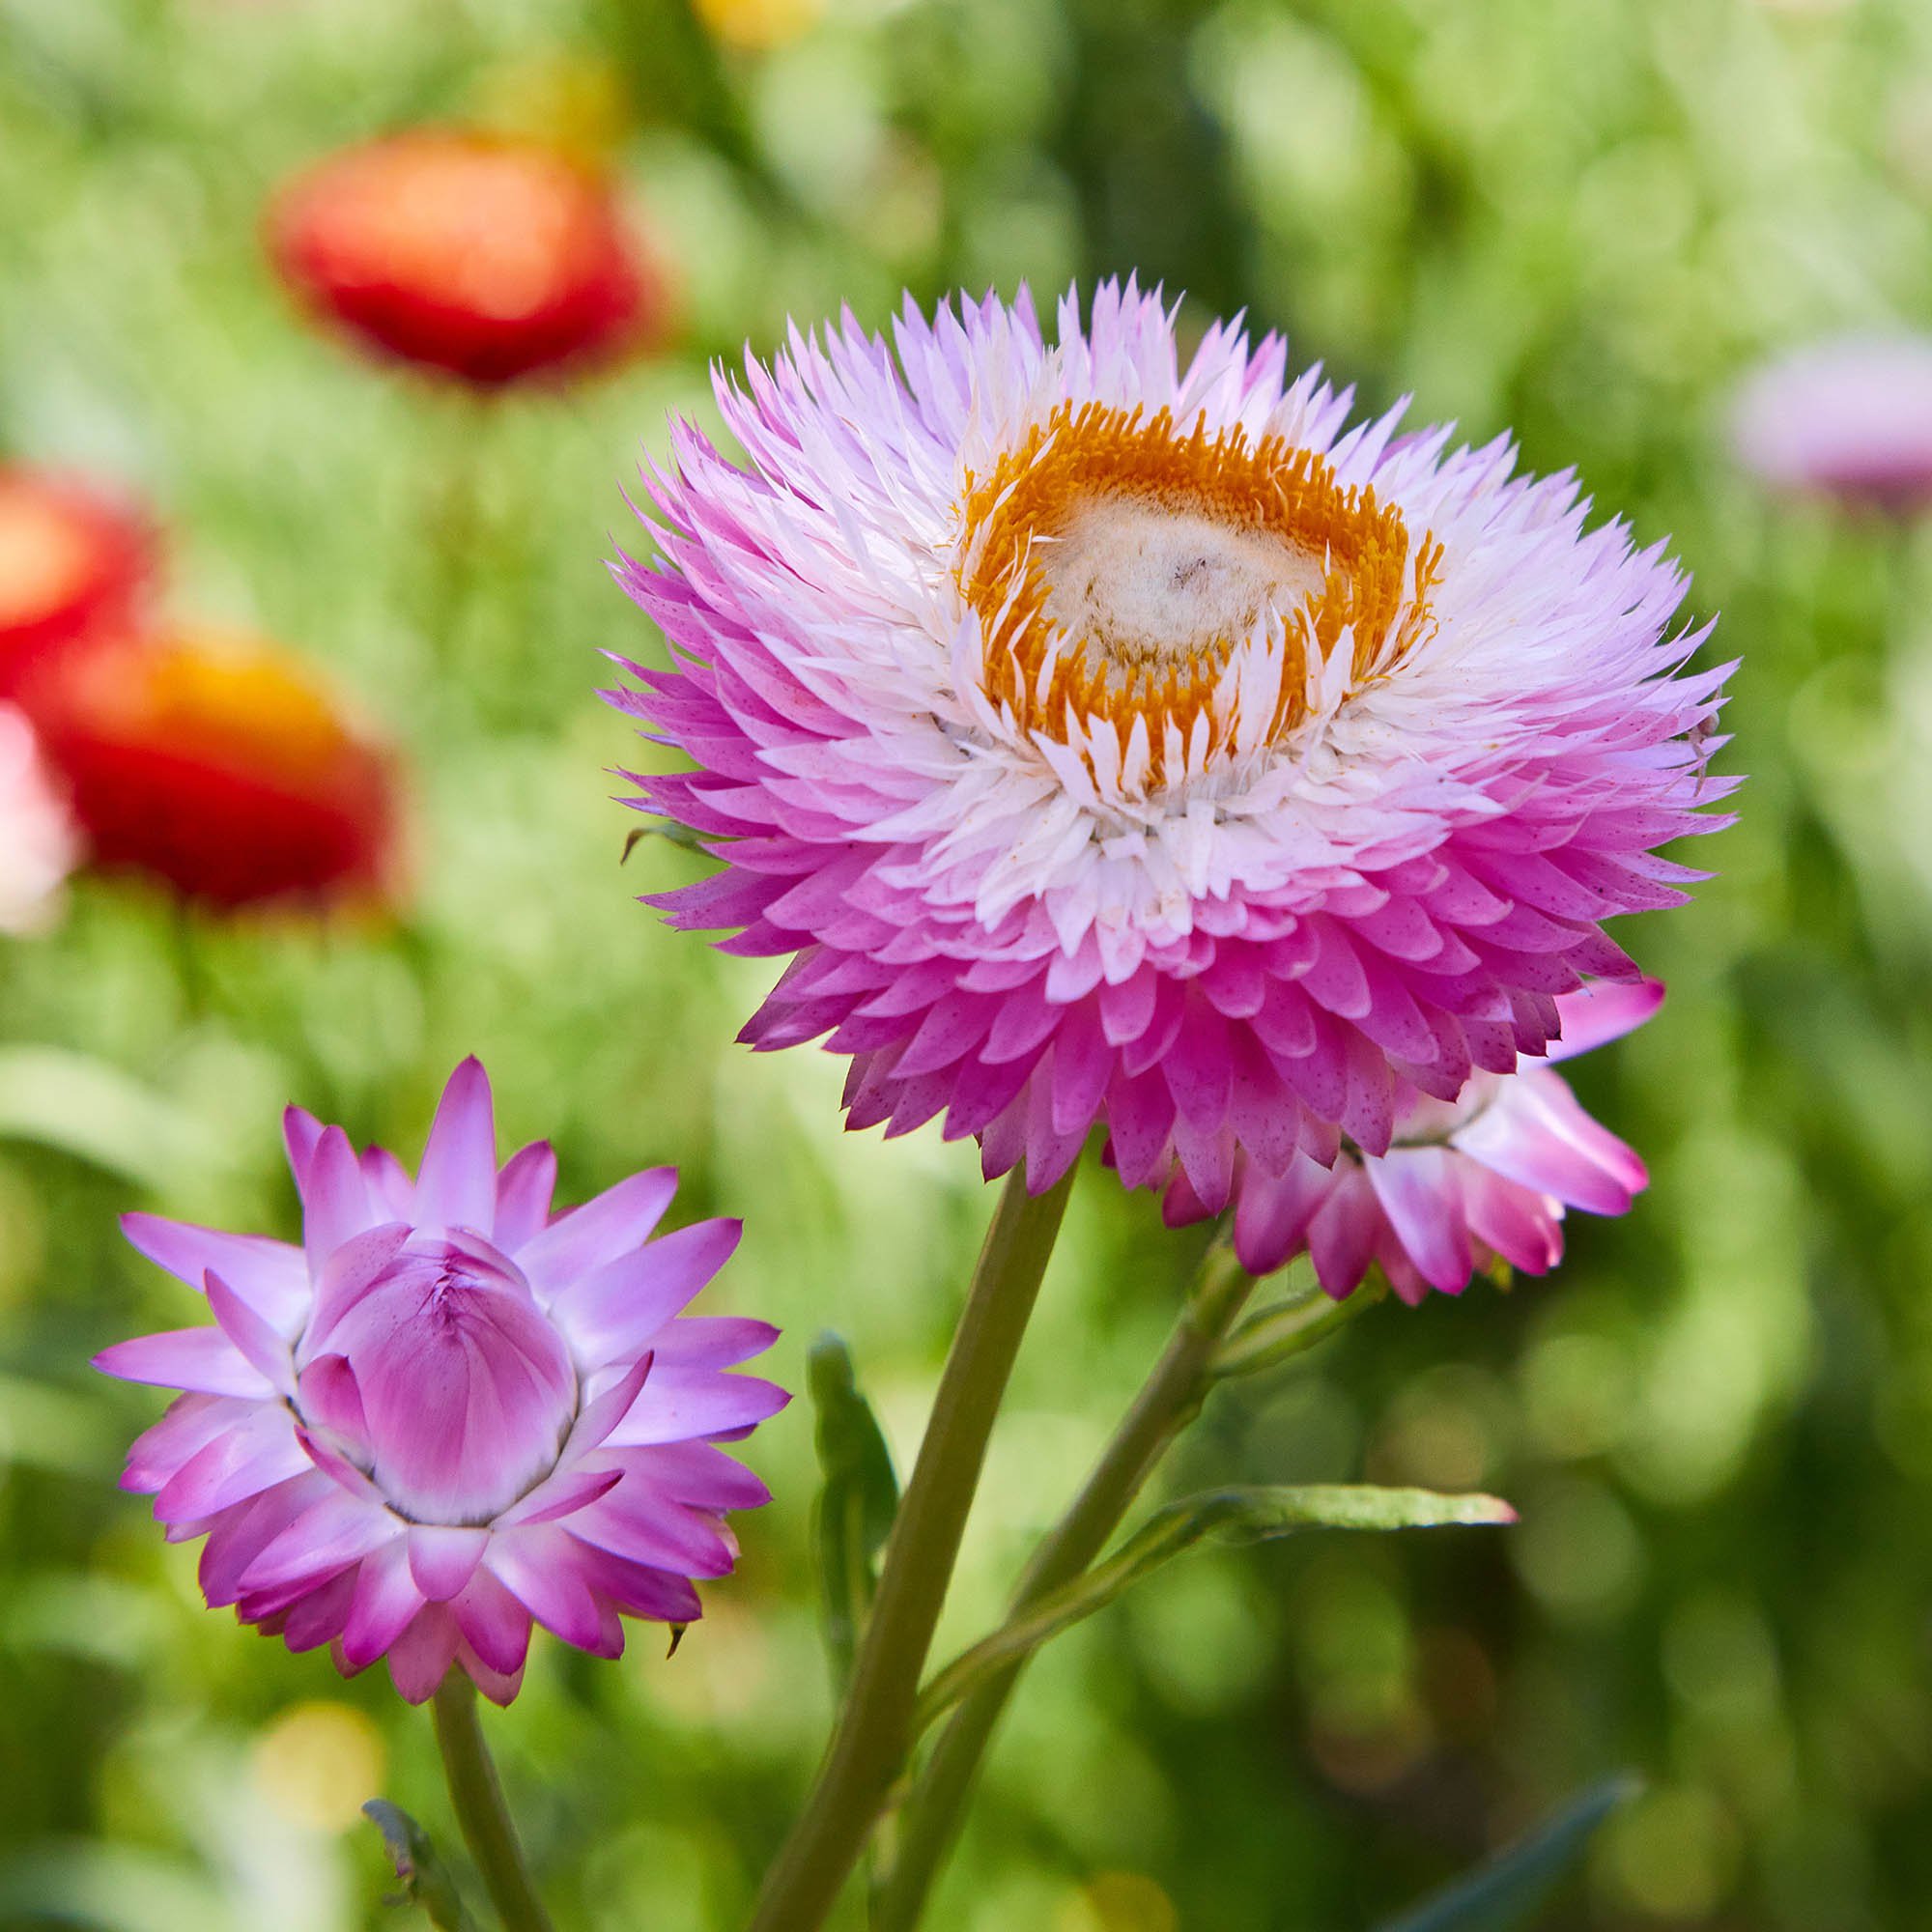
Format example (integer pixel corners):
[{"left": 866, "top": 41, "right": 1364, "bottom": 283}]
[
  {"left": 808, "top": 1332, "right": 900, "bottom": 1692},
  {"left": 362, "top": 1801, "right": 479, "bottom": 1932},
  {"left": 1372, "top": 1775, "right": 1639, "bottom": 1932},
  {"left": 0, "top": 1046, "right": 217, "bottom": 1190},
  {"left": 915, "top": 1484, "right": 1514, "bottom": 1732},
  {"left": 621, "top": 820, "right": 707, "bottom": 863}
]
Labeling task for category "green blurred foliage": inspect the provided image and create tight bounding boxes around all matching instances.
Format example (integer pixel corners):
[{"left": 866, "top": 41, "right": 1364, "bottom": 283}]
[{"left": 2, "top": 0, "right": 1931, "bottom": 1926}]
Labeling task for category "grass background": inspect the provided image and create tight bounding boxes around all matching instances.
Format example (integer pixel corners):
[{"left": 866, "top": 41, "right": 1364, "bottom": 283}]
[{"left": 4, "top": 0, "right": 1932, "bottom": 1925}]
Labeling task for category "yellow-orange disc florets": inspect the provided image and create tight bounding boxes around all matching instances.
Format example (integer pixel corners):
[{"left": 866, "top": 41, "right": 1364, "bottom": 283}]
[{"left": 958, "top": 401, "right": 1441, "bottom": 784}]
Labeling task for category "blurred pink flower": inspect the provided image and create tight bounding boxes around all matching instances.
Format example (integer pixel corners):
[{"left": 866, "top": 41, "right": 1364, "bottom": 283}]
[
  {"left": 1152, "top": 980, "right": 1662, "bottom": 1300},
  {"left": 97, "top": 1059, "right": 787, "bottom": 1704},
  {"left": 0, "top": 701, "right": 78, "bottom": 934},
  {"left": 611, "top": 283, "right": 1729, "bottom": 1214},
  {"left": 1732, "top": 331, "right": 1932, "bottom": 509}
]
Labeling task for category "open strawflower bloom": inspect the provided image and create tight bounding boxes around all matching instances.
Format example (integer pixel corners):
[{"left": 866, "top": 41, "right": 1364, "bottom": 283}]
[
  {"left": 611, "top": 282, "right": 1732, "bottom": 1250},
  {"left": 96, "top": 1058, "right": 786, "bottom": 1706},
  {"left": 604, "top": 284, "right": 1732, "bottom": 1932}
]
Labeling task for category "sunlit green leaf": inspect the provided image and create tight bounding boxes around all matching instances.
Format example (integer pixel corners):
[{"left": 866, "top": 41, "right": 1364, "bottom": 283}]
[{"left": 916, "top": 1484, "right": 1515, "bottom": 1731}]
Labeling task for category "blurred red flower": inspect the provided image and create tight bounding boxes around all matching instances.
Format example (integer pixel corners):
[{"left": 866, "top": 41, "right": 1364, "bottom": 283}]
[
  {"left": 267, "top": 128, "right": 667, "bottom": 386},
  {"left": 0, "top": 469, "right": 155, "bottom": 700},
  {"left": 35, "top": 633, "right": 402, "bottom": 909}
]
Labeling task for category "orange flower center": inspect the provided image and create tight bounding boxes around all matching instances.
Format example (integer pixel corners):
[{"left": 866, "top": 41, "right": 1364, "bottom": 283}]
[
  {"left": 957, "top": 402, "right": 1441, "bottom": 784},
  {"left": 0, "top": 489, "right": 97, "bottom": 631}
]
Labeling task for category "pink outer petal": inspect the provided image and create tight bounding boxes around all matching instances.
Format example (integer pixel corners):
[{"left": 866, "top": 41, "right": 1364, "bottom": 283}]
[
  {"left": 199, "top": 1472, "right": 332, "bottom": 1605},
  {"left": 297, "top": 1354, "right": 370, "bottom": 1454},
  {"left": 618, "top": 1441, "right": 772, "bottom": 1511},
  {"left": 204, "top": 1270, "right": 295, "bottom": 1395},
  {"left": 547, "top": 1217, "right": 743, "bottom": 1368},
  {"left": 154, "top": 1406, "right": 308, "bottom": 1522},
  {"left": 648, "top": 1316, "right": 781, "bottom": 1369},
  {"left": 1307, "top": 1168, "right": 1379, "bottom": 1299},
  {"left": 461, "top": 1646, "right": 526, "bottom": 1707},
  {"left": 496, "top": 1465, "right": 623, "bottom": 1528},
  {"left": 558, "top": 1354, "right": 655, "bottom": 1463},
  {"left": 302, "top": 1126, "right": 381, "bottom": 1272},
  {"left": 119, "top": 1214, "right": 307, "bottom": 1330},
  {"left": 486, "top": 1524, "right": 621, "bottom": 1656},
  {"left": 517, "top": 1167, "right": 679, "bottom": 1299},
  {"left": 301, "top": 1223, "right": 412, "bottom": 1355},
  {"left": 240, "top": 1487, "right": 401, "bottom": 1595},
  {"left": 1365, "top": 1148, "right": 1476, "bottom": 1293},
  {"left": 1232, "top": 1157, "right": 1339, "bottom": 1278},
  {"left": 1461, "top": 1165, "right": 1565, "bottom": 1274},
  {"left": 494, "top": 1142, "right": 558, "bottom": 1252},
  {"left": 94, "top": 1327, "right": 274, "bottom": 1400},
  {"left": 1545, "top": 979, "right": 1664, "bottom": 1063},
  {"left": 341, "top": 1539, "right": 426, "bottom": 1669},
  {"left": 387, "top": 1605, "right": 462, "bottom": 1703},
  {"left": 567, "top": 1475, "right": 737, "bottom": 1577},
  {"left": 409, "top": 1524, "right": 490, "bottom": 1603},
  {"left": 123, "top": 1392, "right": 242, "bottom": 1493},
  {"left": 1454, "top": 1072, "right": 1645, "bottom": 1215},
  {"left": 601, "top": 1367, "right": 792, "bottom": 1448},
  {"left": 452, "top": 1568, "right": 533, "bottom": 1678},
  {"left": 414, "top": 1059, "right": 497, "bottom": 1234},
  {"left": 281, "top": 1568, "right": 358, "bottom": 1653},
  {"left": 283, "top": 1106, "right": 324, "bottom": 1188}
]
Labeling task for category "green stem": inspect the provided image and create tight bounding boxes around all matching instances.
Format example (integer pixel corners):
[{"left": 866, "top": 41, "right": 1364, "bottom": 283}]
[
  {"left": 431, "top": 1673, "right": 556, "bottom": 1932},
  {"left": 869, "top": 1237, "right": 1255, "bottom": 1932},
  {"left": 747, "top": 1161, "right": 1076, "bottom": 1932}
]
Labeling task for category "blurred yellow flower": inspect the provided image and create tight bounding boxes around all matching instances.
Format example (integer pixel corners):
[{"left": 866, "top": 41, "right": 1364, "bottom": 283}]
[
  {"left": 695, "top": 0, "right": 824, "bottom": 55},
  {"left": 251, "top": 1702, "right": 387, "bottom": 1833}
]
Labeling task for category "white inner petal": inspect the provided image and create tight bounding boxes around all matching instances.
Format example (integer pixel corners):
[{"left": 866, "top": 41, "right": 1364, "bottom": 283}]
[{"left": 1038, "top": 494, "right": 1326, "bottom": 689}]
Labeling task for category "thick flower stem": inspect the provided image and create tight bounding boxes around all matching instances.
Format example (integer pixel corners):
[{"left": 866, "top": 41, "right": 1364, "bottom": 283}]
[
  {"left": 868, "top": 1238, "right": 1258, "bottom": 1932},
  {"left": 431, "top": 1672, "right": 557, "bottom": 1932},
  {"left": 747, "top": 1161, "right": 1075, "bottom": 1932}
]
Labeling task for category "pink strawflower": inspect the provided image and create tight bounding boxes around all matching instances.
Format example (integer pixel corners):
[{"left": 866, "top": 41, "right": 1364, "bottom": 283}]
[
  {"left": 1731, "top": 331, "right": 1932, "bottom": 510},
  {"left": 96, "top": 1059, "right": 787, "bottom": 1705},
  {"left": 611, "top": 283, "right": 1731, "bottom": 1217},
  {"left": 0, "top": 700, "right": 77, "bottom": 934},
  {"left": 1154, "top": 980, "right": 1661, "bottom": 1300}
]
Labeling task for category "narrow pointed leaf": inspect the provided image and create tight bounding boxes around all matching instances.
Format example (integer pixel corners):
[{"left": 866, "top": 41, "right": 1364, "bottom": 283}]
[
  {"left": 362, "top": 1800, "right": 479, "bottom": 1931},
  {"left": 808, "top": 1332, "right": 899, "bottom": 1691},
  {"left": 1372, "top": 1775, "right": 1640, "bottom": 1932},
  {"left": 915, "top": 1484, "right": 1514, "bottom": 1733}
]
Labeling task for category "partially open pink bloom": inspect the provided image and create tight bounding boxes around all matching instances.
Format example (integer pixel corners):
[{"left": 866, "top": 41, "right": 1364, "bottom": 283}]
[
  {"left": 612, "top": 285, "right": 1728, "bottom": 1215},
  {"left": 1151, "top": 980, "right": 1661, "bottom": 1300},
  {"left": 96, "top": 1059, "right": 787, "bottom": 1704},
  {"left": 1732, "top": 332, "right": 1932, "bottom": 510}
]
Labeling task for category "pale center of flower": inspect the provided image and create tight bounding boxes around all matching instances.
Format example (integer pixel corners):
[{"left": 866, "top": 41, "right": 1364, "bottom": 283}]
[
  {"left": 1038, "top": 494, "right": 1326, "bottom": 695},
  {"left": 322, "top": 1238, "right": 578, "bottom": 1526},
  {"left": 958, "top": 401, "right": 1441, "bottom": 787}
]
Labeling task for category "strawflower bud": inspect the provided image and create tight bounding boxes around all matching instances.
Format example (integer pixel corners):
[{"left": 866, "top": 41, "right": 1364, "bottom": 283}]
[
  {"left": 1156, "top": 980, "right": 1663, "bottom": 1298},
  {"left": 0, "top": 467, "right": 154, "bottom": 700},
  {"left": 33, "top": 631, "right": 401, "bottom": 909},
  {"left": 268, "top": 128, "right": 667, "bottom": 386},
  {"left": 96, "top": 1059, "right": 788, "bottom": 1704}
]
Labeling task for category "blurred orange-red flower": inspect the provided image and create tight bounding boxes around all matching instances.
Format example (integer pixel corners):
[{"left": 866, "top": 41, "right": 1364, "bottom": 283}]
[
  {"left": 34, "top": 633, "right": 402, "bottom": 910},
  {"left": 0, "top": 468, "right": 155, "bottom": 700},
  {"left": 267, "top": 128, "right": 667, "bottom": 386}
]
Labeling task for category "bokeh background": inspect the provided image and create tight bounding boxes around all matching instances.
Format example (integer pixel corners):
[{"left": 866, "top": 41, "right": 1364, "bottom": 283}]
[{"left": 3, "top": 0, "right": 1930, "bottom": 1926}]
